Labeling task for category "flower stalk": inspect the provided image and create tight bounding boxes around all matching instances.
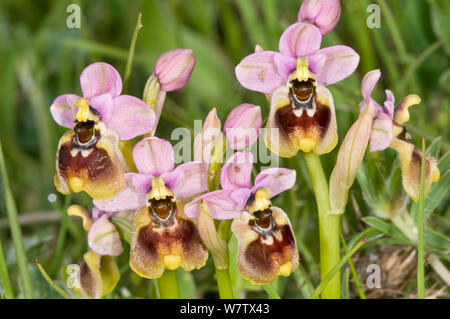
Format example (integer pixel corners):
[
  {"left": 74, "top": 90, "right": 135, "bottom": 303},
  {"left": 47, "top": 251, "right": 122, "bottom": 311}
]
[
  {"left": 303, "top": 152, "right": 340, "bottom": 299},
  {"left": 417, "top": 137, "right": 426, "bottom": 299},
  {"left": 157, "top": 270, "right": 180, "bottom": 299}
]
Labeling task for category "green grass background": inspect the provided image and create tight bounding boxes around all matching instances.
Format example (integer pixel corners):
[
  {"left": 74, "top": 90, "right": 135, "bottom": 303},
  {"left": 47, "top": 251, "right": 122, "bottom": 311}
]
[{"left": 0, "top": 0, "right": 448, "bottom": 298}]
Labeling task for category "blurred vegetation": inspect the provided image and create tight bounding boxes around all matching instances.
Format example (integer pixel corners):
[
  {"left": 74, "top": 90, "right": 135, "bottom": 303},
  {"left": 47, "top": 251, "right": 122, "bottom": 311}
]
[{"left": 0, "top": 0, "right": 448, "bottom": 299}]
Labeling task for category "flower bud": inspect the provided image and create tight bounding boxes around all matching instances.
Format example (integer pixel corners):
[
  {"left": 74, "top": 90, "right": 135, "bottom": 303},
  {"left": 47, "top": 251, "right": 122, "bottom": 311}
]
[
  {"left": 329, "top": 101, "right": 375, "bottom": 215},
  {"left": 197, "top": 203, "right": 229, "bottom": 269},
  {"left": 224, "top": 103, "right": 262, "bottom": 150},
  {"left": 154, "top": 48, "right": 196, "bottom": 92},
  {"left": 143, "top": 74, "right": 167, "bottom": 134},
  {"left": 298, "top": 0, "right": 341, "bottom": 35}
]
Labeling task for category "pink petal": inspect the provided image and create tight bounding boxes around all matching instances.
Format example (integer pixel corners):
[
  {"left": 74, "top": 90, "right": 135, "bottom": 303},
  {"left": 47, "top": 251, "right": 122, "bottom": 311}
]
[
  {"left": 132, "top": 137, "right": 174, "bottom": 176},
  {"left": 224, "top": 104, "right": 262, "bottom": 150},
  {"left": 253, "top": 168, "right": 297, "bottom": 197},
  {"left": 369, "top": 112, "right": 393, "bottom": 152},
  {"left": 88, "top": 215, "right": 123, "bottom": 256},
  {"left": 184, "top": 188, "right": 251, "bottom": 220},
  {"left": 80, "top": 62, "right": 122, "bottom": 99},
  {"left": 154, "top": 49, "right": 196, "bottom": 92},
  {"left": 93, "top": 173, "right": 149, "bottom": 212},
  {"left": 50, "top": 94, "right": 79, "bottom": 128},
  {"left": 102, "top": 95, "right": 155, "bottom": 140},
  {"left": 383, "top": 89, "right": 395, "bottom": 118},
  {"left": 162, "top": 161, "right": 208, "bottom": 200},
  {"left": 88, "top": 93, "right": 113, "bottom": 120},
  {"left": 92, "top": 207, "right": 114, "bottom": 221},
  {"left": 309, "top": 45, "right": 360, "bottom": 86},
  {"left": 279, "top": 22, "right": 322, "bottom": 58},
  {"left": 220, "top": 152, "right": 254, "bottom": 191},
  {"left": 235, "top": 51, "right": 296, "bottom": 94},
  {"left": 360, "top": 69, "right": 381, "bottom": 100}
]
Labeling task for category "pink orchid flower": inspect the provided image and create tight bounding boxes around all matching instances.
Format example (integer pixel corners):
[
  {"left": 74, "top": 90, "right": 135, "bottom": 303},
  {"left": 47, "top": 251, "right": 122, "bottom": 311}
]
[
  {"left": 94, "top": 137, "right": 208, "bottom": 279},
  {"left": 185, "top": 152, "right": 298, "bottom": 284},
  {"left": 236, "top": 22, "right": 359, "bottom": 157},
  {"left": 51, "top": 63, "right": 155, "bottom": 199}
]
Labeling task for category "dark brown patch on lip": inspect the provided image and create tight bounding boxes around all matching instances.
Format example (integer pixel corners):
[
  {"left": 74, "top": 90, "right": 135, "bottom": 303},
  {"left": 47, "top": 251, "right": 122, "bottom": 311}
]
[
  {"left": 411, "top": 147, "right": 430, "bottom": 177},
  {"left": 244, "top": 223, "right": 296, "bottom": 274},
  {"left": 137, "top": 213, "right": 206, "bottom": 260},
  {"left": 275, "top": 98, "right": 331, "bottom": 138},
  {"left": 80, "top": 262, "right": 95, "bottom": 298},
  {"left": 57, "top": 138, "right": 115, "bottom": 182}
]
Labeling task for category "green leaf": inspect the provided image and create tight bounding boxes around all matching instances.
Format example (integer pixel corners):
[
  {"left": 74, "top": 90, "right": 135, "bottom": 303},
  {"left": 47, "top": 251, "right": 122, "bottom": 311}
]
[
  {"left": 424, "top": 228, "right": 450, "bottom": 250},
  {"left": 361, "top": 217, "right": 408, "bottom": 242},
  {"left": 438, "top": 151, "right": 450, "bottom": 172},
  {"left": 426, "top": 136, "right": 442, "bottom": 158},
  {"left": 111, "top": 217, "right": 132, "bottom": 244}
]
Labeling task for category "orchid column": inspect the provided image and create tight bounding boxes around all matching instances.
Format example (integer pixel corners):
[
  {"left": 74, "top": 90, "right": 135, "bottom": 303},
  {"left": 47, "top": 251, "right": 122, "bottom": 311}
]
[{"left": 235, "top": 0, "right": 359, "bottom": 298}]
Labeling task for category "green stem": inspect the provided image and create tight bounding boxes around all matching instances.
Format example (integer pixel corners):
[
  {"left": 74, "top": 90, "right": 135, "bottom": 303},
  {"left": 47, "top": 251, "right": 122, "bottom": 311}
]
[
  {"left": 157, "top": 270, "right": 180, "bottom": 299},
  {"left": 0, "top": 139, "right": 34, "bottom": 298},
  {"left": 311, "top": 240, "right": 366, "bottom": 299},
  {"left": 303, "top": 152, "right": 340, "bottom": 299},
  {"left": 263, "top": 284, "right": 280, "bottom": 299},
  {"left": 417, "top": 137, "right": 426, "bottom": 299},
  {"left": 215, "top": 267, "right": 234, "bottom": 299},
  {"left": 0, "top": 239, "right": 14, "bottom": 298},
  {"left": 340, "top": 234, "right": 366, "bottom": 299},
  {"left": 122, "top": 12, "right": 143, "bottom": 94},
  {"left": 35, "top": 260, "right": 70, "bottom": 299}
]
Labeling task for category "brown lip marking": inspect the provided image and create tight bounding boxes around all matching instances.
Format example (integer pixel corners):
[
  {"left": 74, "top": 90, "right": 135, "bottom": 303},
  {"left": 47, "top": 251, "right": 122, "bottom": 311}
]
[
  {"left": 275, "top": 98, "right": 331, "bottom": 139},
  {"left": 137, "top": 212, "right": 207, "bottom": 262},
  {"left": 244, "top": 223, "right": 296, "bottom": 275},
  {"left": 57, "top": 137, "right": 115, "bottom": 182},
  {"left": 80, "top": 262, "right": 95, "bottom": 298}
]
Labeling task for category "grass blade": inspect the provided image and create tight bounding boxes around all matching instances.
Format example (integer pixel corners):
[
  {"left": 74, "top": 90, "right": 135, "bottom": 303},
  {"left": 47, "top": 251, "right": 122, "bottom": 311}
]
[
  {"left": 123, "top": 12, "right": 143, "bottom": 94},
  {"left": 417, "top": 137, "right": 426, "bottom": 299},
  {"left": 310, "top": 239, "right": 366, "bottom": 299},
  {"left": 35, "top": 260, "right": 70, "bottom": 299},
  {"left": 0, "top": 138, "right": 34, "bottom": 298},
  {"left": 0, "top": 239, "right": 14, "bottom": 298}
]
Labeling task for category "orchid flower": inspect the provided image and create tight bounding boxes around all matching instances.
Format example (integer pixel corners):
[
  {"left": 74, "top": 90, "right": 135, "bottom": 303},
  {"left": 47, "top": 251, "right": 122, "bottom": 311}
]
[
  {"left": 236, "top": 22, "right": 359, "bottom": 157},
  {"left": 94, "top": 137, "right": 208, "bottom": 279},
  {"left": 185, "top": 152, "right": 298, "bottom": 285},
  {"left": 51, "top": 63, "right": 155, "bottom": 198},
  {"left": 64, "top": 205, "right": 130, "bottom": 298},
  {"left": 361, "top": 70, "right": 440, "bottom": 201}
]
